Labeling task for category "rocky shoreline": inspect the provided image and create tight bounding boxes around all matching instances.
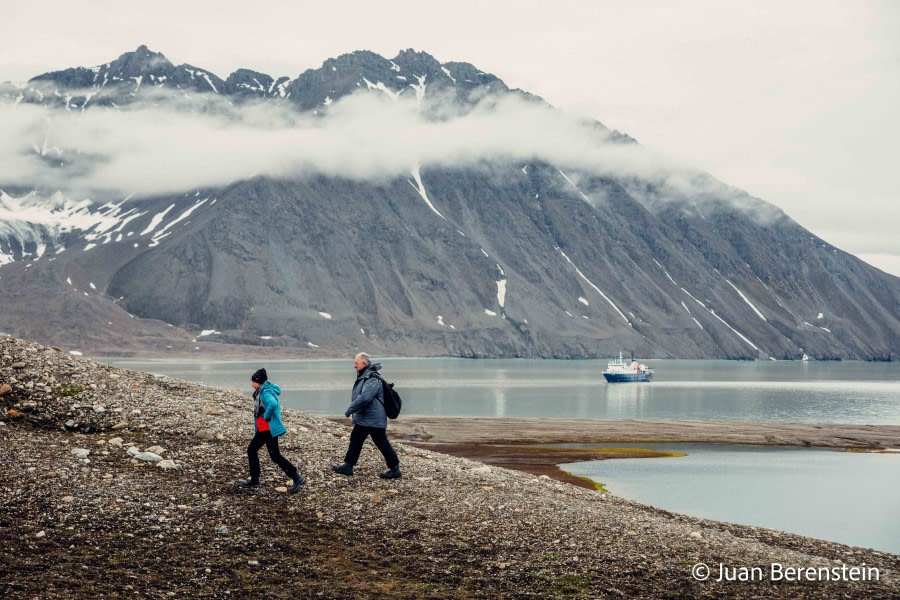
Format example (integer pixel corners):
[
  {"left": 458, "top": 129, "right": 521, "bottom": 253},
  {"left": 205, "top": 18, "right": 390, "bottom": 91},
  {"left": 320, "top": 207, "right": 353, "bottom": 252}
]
[{"left": 1, "top": 335, "right": 897, "bottom": 598}]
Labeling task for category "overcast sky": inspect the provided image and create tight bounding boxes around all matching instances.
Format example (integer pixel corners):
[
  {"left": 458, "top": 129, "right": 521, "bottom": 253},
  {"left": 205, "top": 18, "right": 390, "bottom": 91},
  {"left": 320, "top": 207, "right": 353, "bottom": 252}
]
[{"left": 2, "top": 0, "right": 898, "bottom": 274}]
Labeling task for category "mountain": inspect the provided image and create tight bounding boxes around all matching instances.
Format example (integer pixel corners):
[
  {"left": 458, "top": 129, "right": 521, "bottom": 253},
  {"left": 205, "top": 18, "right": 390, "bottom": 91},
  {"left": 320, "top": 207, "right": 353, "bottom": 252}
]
[
  {"left": 1, "top": 46, "right": 897, "bottom": 360},
  {"left": 1, "top": 45, "right": 521, "bottom": 110}
]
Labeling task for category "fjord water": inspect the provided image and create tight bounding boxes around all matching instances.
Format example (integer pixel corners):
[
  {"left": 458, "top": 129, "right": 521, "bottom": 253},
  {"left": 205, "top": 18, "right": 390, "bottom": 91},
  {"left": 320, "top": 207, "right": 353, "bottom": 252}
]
[
  {"left": 105, "top": 358, "right": 900, "bottom": 424},
  {"left": 564, "top": 443, "right": 900, "bottom": 554}
]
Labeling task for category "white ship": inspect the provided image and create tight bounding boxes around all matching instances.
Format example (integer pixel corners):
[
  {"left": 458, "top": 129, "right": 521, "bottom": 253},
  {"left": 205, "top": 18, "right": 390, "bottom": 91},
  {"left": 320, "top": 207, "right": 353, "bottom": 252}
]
[{"left": 602, "top": 352, "right": 654, "bottom": 382}]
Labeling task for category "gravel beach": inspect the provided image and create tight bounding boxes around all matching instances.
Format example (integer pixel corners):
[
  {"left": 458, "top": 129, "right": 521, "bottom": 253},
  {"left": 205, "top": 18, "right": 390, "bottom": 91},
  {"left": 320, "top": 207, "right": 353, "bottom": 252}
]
[{"left": 1, "top": 336, "right": 897, "bottom": 598}]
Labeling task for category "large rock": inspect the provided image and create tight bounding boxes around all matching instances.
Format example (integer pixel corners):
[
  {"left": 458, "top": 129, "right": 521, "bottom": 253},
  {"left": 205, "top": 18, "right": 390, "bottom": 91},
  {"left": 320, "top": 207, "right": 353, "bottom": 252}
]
[{"left": 134, "top": 452, "right": 163, "bottom": 462}]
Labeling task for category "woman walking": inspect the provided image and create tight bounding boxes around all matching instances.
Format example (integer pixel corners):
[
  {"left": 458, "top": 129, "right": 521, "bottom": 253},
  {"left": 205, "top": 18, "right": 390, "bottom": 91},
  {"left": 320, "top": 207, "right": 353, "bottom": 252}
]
[{"left": 240, "top": 368, "right": 306, "bottom": 493}]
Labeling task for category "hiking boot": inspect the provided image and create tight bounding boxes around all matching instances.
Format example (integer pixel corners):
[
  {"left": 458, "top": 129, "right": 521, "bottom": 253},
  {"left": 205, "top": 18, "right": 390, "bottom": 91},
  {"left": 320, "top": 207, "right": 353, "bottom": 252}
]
[
  {"left": 239, "top": 480, "right": 260, "bottom": 489},
  {"left": 330, "top": 463, "right": 354, "bottom": 476},
  {"left": 289, "top": 474, "right": 307, "bottom": 494},
  {"left": 378, "top": 466, "right": 402, "bottom": 480}
]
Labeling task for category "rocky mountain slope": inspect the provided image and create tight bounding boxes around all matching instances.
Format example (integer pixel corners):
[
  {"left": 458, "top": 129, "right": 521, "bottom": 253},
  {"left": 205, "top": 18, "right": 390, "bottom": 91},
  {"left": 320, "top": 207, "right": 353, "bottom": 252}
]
[
  {"left": 1, "top": 335, "right": 897, "bottom": 598},
  {"left": 1, "top": 47, "right": 898, "bottom": 359}
]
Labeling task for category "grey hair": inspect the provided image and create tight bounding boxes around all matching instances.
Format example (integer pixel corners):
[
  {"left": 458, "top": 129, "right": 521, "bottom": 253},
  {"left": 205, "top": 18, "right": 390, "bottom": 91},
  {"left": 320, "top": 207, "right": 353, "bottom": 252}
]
[{"left": 356, "top": 352, "right": 371, "bottom": 365}]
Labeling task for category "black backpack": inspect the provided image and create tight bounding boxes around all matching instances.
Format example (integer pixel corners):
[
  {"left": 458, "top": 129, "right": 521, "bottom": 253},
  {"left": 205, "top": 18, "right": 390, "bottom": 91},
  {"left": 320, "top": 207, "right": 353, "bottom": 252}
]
[{"left": 371, "top": 373, "right": 402, "bottom": 419}]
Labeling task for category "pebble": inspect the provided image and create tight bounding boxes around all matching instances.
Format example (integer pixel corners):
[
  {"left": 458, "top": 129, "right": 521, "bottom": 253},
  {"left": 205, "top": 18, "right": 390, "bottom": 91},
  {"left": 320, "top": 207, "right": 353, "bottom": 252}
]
[
  {"left": 108, "top": 437, "right": 123, "bottom": 446},
  {"left": 216, "top": 526, "right": 229, "bottom": 534},
  {"left": 94, "top": 406, "right": 106, "bottom": 413},
  {"left": 61, "top": 496, "right": 74, "bottom": 502},
  {"left": 145, "top": 445, "right": 166, "bottom": 455},
  {"left": 0, "top": 383, "right": 12, "bottom": 396},
  {"left": 248, "top": 560, "right": 259, "bottom": 566},
  {"left": 275, "top": 486, "right": 288, "bottom": 493},
  {"left": 157, "top": 459, "right": 180, "bottom": 470},
  {"left": 126, "top": 446, "right": 141, "bottom": 456},
  {"left": 112, "top": 422, "right": 128, "bottom": 430},
  {"left": 72, "top": 448, "right": 90, "bottom": 459},
  {"left": 11, "top": 362, "right": 25, "bottom": 369},
  {"left": 35, "top": 531, "right": 45, "bottom": 538}
]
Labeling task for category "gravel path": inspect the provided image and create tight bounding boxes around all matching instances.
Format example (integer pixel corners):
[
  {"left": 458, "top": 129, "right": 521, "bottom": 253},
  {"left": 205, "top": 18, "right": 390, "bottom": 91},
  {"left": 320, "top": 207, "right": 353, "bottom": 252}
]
[{"left": 1, "top": 336, "right": 897, "bottom": 598}]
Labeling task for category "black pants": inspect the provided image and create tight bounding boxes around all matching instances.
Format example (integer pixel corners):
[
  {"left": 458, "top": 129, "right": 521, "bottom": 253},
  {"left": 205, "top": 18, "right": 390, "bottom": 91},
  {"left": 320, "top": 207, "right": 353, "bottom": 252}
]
[
  {"left": 247, "top": 430, "right": 299, "bottom": 483},
  {"left": 344, "top": 425, "right": 399, "bottom": 468}
]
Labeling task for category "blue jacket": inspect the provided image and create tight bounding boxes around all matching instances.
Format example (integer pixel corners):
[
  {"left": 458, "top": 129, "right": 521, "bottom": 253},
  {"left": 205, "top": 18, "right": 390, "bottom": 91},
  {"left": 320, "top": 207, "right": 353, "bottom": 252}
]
[
  {"left": 255, "top": 381, "right": 287, "bottom": 437},
  {"left": 345, "top": 363, "right": 387, "bottom": 428}
]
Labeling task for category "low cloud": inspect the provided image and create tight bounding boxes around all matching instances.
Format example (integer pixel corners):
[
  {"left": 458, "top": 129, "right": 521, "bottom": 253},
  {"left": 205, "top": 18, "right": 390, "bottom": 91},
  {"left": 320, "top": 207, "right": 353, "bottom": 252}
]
[{"left": 0, "top": 89, "right": 692, "bottom": 200}]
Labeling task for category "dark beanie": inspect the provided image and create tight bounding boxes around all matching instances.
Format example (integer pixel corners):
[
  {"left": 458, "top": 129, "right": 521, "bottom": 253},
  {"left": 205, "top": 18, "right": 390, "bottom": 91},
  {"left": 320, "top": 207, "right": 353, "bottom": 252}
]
[{"left": 251, "top": 368, "right": 268, "bottom": 384}]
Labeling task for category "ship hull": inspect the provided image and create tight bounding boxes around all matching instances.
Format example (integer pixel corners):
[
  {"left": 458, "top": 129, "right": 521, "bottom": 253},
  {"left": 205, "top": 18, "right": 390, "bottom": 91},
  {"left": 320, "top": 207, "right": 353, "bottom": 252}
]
[{"left": 603, "top": 372, "right": 653, "bottom": 383}]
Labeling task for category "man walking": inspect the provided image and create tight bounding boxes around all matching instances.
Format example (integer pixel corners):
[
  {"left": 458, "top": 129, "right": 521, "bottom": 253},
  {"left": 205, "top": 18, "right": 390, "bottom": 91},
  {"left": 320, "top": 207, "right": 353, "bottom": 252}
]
[
  {"left": 331, "top": 353, "right": 401, "bottom": 479},
  {"left": 240, "top": 368, "right": 307, "bottom": 493}
]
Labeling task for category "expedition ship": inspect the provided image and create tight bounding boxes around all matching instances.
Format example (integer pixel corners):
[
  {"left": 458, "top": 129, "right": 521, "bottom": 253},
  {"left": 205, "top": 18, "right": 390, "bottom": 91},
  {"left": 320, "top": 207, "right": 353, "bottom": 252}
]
[{"left": 602, "top": 352, "right": 654, "bottom": 382}]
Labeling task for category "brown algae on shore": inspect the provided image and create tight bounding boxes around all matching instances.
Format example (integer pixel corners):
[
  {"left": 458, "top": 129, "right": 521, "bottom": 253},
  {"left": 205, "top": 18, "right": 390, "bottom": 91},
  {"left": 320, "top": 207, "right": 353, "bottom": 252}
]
[
  {"left": 559, "top": 470, "right": 609, "bottom": 493},
  {"left": 407, "top": 442, "right": 687, "bottom": 491},
  {"left": 558, "top": 446, "right": 688, "bottom": 458}
]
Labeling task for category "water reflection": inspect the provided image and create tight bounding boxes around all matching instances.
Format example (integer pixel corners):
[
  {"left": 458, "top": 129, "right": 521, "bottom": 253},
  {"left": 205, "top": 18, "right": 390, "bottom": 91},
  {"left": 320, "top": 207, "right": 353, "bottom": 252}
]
[
  {"left": 494, "top": 387, "right": 507, "bottom": 418},
  {"left": 603, "top": 382, "right": 650, "bottom": 419}
]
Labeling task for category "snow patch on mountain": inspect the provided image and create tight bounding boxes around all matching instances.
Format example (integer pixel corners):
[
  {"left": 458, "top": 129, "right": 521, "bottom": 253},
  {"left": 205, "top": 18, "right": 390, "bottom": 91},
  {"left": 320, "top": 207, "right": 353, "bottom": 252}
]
[
  {"left": 556, "top": 247, "right": 629, "bottom": 325},
  {"left": 0, "top": 190, "right": 123, "bottom": 264},
  {"left": 409, "top": 165, "right": 445, "bottom": 219},
  {"left": 725, "top": 279, "right": 766, "bottom": 321},
  {"left": 140, "top": 205, "right": 175, "bottom": 236}
]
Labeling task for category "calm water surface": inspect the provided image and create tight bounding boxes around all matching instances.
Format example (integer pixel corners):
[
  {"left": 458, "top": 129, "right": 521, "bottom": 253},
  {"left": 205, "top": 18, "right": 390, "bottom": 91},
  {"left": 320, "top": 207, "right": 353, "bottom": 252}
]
[
  {"left": 564, "top": 443, "right": 900, "bottom": 554},
  {"left": 104, "top": 358, "right": 900, "bottom": 424}
]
